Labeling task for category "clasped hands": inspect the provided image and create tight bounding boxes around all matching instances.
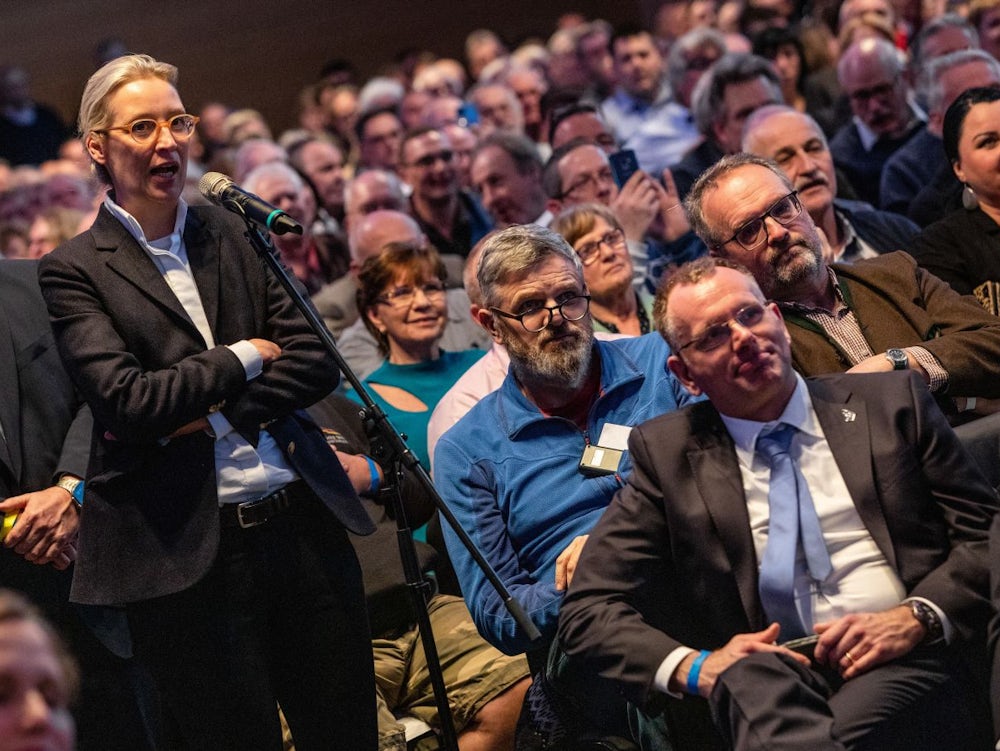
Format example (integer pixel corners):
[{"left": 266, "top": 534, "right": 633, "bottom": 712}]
[{"left": 675, "top": 605, "right": 926, "bottom": 697}]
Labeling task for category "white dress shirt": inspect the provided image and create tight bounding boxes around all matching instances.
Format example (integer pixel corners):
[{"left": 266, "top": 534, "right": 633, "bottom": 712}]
[{"left": 104, "top": 197, "right": 298, "bottom": 505}]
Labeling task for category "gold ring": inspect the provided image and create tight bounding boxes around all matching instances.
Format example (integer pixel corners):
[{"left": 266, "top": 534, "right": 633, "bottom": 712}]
[{"left": 844, "top": 651, "right": 855, "bottom": 664}]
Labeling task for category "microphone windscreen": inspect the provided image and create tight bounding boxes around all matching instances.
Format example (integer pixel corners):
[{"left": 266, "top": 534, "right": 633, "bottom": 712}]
[{"left": 199, "top": 171, "right": 233, "bottom": 201}]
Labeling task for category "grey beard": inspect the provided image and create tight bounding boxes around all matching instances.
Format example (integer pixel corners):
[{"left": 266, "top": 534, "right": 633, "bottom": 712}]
[{"left": 507, "top": 328, "right": 595, "bottom": 391}]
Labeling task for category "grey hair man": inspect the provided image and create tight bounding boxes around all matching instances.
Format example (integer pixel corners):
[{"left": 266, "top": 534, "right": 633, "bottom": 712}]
[
  {"left": 880, "top": 49, "right": 1000, "bottom": 215},
  {"left": 434, "top": 223, "right": 696, "bottom": 743},
  {"left": 684, "top": 152, "right": 1000, "bottom": 413},
  {"left": 671, "top": 52, "right": 783, "bottom": 198},
  {"left": 830, "top": 37, "right": 921, "bottom": 206},
  {"left": 742, "top": 105, "right": 919, "bottom": 263}
]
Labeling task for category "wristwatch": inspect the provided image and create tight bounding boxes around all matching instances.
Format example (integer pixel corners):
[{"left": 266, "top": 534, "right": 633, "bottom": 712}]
[
  {"left": 884, "top": 348, "right": 908, "bottom": 370},
  {"left": 55, "top": 475, "right": 84, "bottom": 509},
  {"left": 909, "top": 600, "right": 944, "bottom": 645}
]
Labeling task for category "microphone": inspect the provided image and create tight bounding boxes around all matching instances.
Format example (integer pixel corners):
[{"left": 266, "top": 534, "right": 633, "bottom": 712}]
[{"left": 198, "top": 171, "right": 303, "bottom": 236}]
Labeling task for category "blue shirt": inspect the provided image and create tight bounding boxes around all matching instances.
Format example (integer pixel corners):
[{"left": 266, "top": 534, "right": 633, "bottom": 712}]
[
  {"left": 601, "top": 83, "right": 701, "bottom": 177},
  {"left": 434, "top": 334, "right": 699, "bottom": 654}
]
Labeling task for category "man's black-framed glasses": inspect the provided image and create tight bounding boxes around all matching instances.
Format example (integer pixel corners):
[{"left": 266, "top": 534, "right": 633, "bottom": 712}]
[
  {"left": 677, "top": 302, "right": 768, "bottom": 353},
  {"left": 717, "top": 191, "right": 802, "bottom": 251},
  {"left": 95, "top": 114, "right": 200, "bottom": 144},
  {"left": 491, "top": 294, "right": 591, "bottom": 333}
]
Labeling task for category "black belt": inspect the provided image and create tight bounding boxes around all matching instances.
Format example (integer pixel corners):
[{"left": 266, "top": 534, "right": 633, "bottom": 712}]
[{"left": 220, "top": 480, "right": 308, "bottom": 529}]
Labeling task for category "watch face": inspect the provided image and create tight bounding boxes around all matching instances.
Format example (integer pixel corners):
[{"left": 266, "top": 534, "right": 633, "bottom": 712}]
[{"left": 886, "top": 349, "right": 907, "bottom": 369}]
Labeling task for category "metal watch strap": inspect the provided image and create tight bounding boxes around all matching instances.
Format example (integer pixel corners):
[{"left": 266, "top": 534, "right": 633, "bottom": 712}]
[{"left": 56, "top": 475, "right": 84, "bottom": 508}]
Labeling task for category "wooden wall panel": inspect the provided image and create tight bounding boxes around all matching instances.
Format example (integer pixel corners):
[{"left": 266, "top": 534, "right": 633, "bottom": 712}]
[{"left": 2, "top": 1, "right": 643, "bottom": 135}]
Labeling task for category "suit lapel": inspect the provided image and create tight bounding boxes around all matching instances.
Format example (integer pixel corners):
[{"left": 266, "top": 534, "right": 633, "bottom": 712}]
[
  {"left": 688, "top": 408, "right": 766, "bottom": 628},
  {"left": 808, "top": 379, "right": 897, "bottom": 569},
  {"left": 184, "top": 210, "right": 223, "bottom": 337},
  {"left": 92, "top": 208, "right": 203, "bottom": 342},
  {"left": 0, "top": 305, "right": 20, "bottom": 482}
]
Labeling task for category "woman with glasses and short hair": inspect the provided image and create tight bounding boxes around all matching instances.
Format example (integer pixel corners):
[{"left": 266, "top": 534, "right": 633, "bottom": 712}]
[
  {"left": 38, "top": 54, "right": 378, "bottom": 749},
  {"left": 352, "top": 241, "right": 485, "bottom": 470},
  {"left": 552, "top": 203, "right": 655, "bottom": 336}
]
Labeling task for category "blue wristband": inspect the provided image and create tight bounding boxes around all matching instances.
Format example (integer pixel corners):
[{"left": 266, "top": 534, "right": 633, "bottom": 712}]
[
  {"left": 363, "top": 455, "right": 380, "bottom": 495},
  {"left": 686, "top": 650, "right": 711, "bottom": 695}
]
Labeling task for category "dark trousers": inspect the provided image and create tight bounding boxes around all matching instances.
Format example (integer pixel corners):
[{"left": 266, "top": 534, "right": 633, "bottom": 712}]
[
  {"left": 128, "top": 492, "right": 377, "bottom": 751},
  {"left": 710, "top": 649, "right": 987, "bottom": 751}
]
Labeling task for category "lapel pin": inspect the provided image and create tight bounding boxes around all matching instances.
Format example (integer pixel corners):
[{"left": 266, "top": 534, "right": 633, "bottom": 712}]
[{"left": 841, "top": 409, "right": 856, "bottom": 422}]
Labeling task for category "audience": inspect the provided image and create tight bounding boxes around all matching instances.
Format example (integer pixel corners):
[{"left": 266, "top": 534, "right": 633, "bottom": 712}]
[
  {"left": 241, "top": 161, "right": 349, "bottom": 292},
  {"left": 433, "top": 224, "right": 697, "bottom": 743},
  {"left": 672, "top": 52, "right": 783, "bottom": 198},
  {"left": 830, "top": 37, "right": 922, "bottom": 206},
  {"left": 881, "top": 49, "right": 1000, "bottom": 216},
  {"left": 350, "top": 242, "right": 485, "bottom": 469},
  {"left": 602, "top": 25, "right": 702, "bottom": 175},
  {"left": 558, "top": 254, "right": 998, "bottom": 750},
  {"left": 686, "top": 153, "right": 1000, "bottom": 419},
  {"left": 400, "top": 127, "right": 492, "bottom": 259},
  {"left": 12, "top": 11, "right": 1000, "bottom": 749},
  {"left": 470, "top": 131, "right": 548, "bottom": 228}
]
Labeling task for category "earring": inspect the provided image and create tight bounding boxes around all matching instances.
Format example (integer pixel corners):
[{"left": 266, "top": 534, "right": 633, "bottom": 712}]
[{"left": 963, "top": 183, "right": 979, "bottom": 211}]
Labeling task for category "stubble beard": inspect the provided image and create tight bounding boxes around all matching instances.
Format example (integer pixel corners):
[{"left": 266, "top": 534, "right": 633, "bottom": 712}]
[{"left": 761, "top": 232, "right": 823, "bottom": 300}]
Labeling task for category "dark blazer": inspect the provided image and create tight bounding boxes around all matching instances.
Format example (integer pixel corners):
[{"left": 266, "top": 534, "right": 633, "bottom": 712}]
[
  {"left": 38, "top": 204, "right": 373, "bottom": 606},
  {"left": 0, "top": 259, "right": 91, "bottom": 602},
  {"left": 780, "top": 251, "right": 1000, "bottom": 398},
  {"left": 558, "top": 371, "right": 998, "bottom": 707}
]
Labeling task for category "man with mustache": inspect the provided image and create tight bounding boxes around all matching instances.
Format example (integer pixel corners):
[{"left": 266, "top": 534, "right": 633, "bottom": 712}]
[
  {"left": 830, "top": 38, "right": 924, "bottom": 207},
  {"left": 742, "top": 106, "right": 919, "bottom": 263},
  {"left": 685, "top": 154, "right": 1000, "bottom": 418}
]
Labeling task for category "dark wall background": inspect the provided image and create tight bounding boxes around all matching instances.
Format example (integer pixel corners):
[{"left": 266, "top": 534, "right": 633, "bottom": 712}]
[{"left": 3, "top": 1, "right": 652, "bottom": 135}]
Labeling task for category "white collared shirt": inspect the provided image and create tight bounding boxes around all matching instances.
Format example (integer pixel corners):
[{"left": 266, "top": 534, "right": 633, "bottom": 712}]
[
  {"left": 103, "top": 196, "right": 297, "bottom": 505},
  {"left": 653, "top": 374, "right": 949, "bottom": 695}
]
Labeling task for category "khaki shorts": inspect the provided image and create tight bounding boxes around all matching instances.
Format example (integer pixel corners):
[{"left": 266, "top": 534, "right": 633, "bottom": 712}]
[{"left": 373, "top": 594, "right": 530, "bottom": 750}]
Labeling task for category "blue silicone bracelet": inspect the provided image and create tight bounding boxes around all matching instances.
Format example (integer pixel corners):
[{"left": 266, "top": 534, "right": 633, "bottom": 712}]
[
  {"left": 687, "top": 650, "right": 711, "bottom": 695},
  {"left": 364, "top": 455, "right": 380, "bottom": 495}
]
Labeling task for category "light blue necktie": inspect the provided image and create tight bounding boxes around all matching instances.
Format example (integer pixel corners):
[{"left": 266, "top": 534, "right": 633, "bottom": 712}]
[{"left": 756, "top": 424, "right": 832, "bottom": 639}]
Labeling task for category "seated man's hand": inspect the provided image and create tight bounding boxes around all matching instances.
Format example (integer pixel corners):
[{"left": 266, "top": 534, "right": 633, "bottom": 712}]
[
  {"left": 813, "top": 604, "right": 925, "bottom": 680},
  {"left": 847, "top": 352, "right": 929, "bottom": 383},
  {"left": 672, "top": 623, "right": 811, "bottom": 697},
  {"left": 0, "top": 486, "right": 80, "bottom": 569},
  {"left": 334, "top": 449, "right": 382, "bottom": 496},
  {"left": 612, "top": 171, "right": 659, "bottom": 243},
  {"left": 651, "top": 169, "right": 690, "bottom": 243},
  {"left": 555, "top": 534, "right": 589, "bottom": 591}
]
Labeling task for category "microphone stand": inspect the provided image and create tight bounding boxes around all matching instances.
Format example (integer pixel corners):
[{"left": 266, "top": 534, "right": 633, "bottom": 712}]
[{"left": 233, "top": 213, "right": 541, "bottom": 751}]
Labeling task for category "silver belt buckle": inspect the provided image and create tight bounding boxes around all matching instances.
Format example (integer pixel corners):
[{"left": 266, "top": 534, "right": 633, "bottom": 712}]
[{"left": 236, "top": 500, "right": 265, "bottom": 529}]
